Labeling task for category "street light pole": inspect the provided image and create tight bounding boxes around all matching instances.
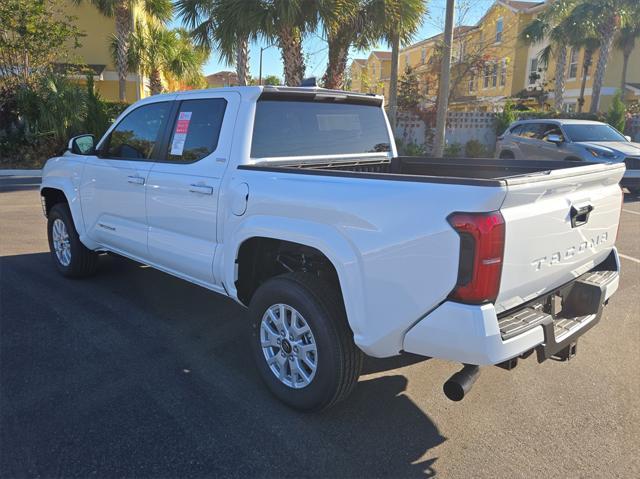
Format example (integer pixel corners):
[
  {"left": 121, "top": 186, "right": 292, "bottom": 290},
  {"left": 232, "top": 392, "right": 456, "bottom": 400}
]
[
  {"left": 258, "top": 44, "right": 275, "bottom": 85},
  {"left": 432, "top": 0, "right": 456, "bottom": 157}
]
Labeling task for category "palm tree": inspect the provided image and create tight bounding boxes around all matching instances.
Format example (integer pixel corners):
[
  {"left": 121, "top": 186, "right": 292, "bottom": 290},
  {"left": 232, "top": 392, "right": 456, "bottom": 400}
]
[
  {"left": 176, "top": 0, "right": 252, "bottom": 86},
  {"left": 260, "top": 1, "right": 316, "bottom": 86},
  {"left": 567, "top": 0, "right": 634, "bottom": 113},
  {"left": 616, "top": 11, "right": 640, "bottom": 96},
  {"left": 520, "top": 0, "right": 578, "bottom": 111},
  {"left": 75, "top": 0, "right": 173, "bottom": 102},
  {"left": 320, "top": 0, "right": 424, "bottom": 92},
  {"left": 177, "top": 0, "right": 314, "bottom": 87},
  {"left": 111, "top": 22, "right": 206, "bottom": 95}
]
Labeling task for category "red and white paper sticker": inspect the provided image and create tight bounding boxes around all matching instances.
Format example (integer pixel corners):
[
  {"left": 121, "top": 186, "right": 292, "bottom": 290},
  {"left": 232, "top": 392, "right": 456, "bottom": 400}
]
[{"left": 170, "top": 111, "right": 192, "bottom": 155}]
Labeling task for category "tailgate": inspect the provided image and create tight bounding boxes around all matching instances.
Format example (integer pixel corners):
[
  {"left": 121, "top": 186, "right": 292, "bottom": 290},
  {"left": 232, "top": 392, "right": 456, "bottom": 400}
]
[{"left": 495, "top": 162, "right": 624, "bottom": 314}]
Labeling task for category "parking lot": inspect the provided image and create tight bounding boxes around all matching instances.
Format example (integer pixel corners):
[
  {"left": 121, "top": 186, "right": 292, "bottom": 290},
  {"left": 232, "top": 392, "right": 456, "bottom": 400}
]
[{"left": 1, "top": 176, "right": 638, "bottom": 478}]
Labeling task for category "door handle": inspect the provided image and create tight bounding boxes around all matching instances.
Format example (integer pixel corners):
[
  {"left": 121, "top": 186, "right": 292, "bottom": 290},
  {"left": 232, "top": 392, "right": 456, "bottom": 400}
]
[
  {"left": 127, "top": 175, "right": 145, "bottom": 185},
  {"left": 189, "top": 184, "right": 214, "bottom": 195}
]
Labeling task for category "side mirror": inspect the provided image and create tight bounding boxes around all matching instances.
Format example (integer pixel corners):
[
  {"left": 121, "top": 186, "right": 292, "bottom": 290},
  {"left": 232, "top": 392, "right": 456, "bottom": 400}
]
[
  {"left": 68, "top": 134, "right": 96, "bottom": 155},
  {"left": 625, "top": 135, "right": 632, "bottom": 142},
  {"left": 547, "top": 133, "right": 563, "bottom": 144}
]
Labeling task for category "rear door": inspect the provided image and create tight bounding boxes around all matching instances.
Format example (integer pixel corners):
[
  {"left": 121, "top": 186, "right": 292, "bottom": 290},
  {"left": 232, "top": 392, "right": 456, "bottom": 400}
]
[
  {"left": 80, "top": 99, "right": 173, "bottom": 258},
  {"left": 145, "top": 91, "right": 240, "bottom": 285},
  {"left": 516, "top": 123, "right": 546, "bottom": 160},
  {"left": 495, "top": 162, "right": 624, "bottom": 313}
]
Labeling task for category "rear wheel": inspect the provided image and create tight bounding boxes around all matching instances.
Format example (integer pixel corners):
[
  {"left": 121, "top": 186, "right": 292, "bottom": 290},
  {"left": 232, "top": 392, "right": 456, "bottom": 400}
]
[
  {"left": 499, "top": 150, "right": 515, "bottom": 159},
  {"left": 47, "top": 203, "right": 98, "bottom": 277},
  {"left": 248, "top": 272, "right": 363, "bottom": 411}
]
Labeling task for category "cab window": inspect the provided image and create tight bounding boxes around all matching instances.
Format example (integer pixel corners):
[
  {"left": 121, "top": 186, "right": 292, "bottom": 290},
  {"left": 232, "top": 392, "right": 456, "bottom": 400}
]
[
  {"left": 166, "top": 99, "right": 227, "bottom": 163},
  {"left": 104, "top": 102, "right": 171, "bottom": 160}
]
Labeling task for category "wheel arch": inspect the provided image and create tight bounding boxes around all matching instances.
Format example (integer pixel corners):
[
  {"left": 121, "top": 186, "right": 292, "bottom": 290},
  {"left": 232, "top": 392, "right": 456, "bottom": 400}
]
[
  {"left": 224, "top": 217, "right": 367, "bottom": 344},
  {"left": 40, "top": 177, "right": 98, "bottom": 249}
]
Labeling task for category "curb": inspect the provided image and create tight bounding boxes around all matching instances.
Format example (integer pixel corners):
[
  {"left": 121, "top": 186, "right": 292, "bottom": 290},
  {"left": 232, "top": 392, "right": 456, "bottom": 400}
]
[{"left": 0, "top": 169, "right": 42, "bottom": 177}]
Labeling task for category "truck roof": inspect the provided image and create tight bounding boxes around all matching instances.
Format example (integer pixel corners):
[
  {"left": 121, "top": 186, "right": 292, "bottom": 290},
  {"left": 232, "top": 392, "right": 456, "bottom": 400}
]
[{"left": 140, "top": 85, "right": 384, "bottom": 106}]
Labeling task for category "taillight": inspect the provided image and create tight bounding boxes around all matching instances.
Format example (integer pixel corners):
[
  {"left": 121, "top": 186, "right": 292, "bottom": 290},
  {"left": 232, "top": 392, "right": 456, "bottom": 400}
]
[{"left": 447, "top": 211, "right": 505, "bottom": 304}]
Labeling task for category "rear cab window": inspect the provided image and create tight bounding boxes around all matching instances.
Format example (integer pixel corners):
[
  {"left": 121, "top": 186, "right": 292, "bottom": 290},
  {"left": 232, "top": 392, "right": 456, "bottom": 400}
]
[
  {"left": 250, "top": 100, "right": 391, "bottom": 159},
  {"left": 166, "top": 98, "right": 227, "bottom": 163}
]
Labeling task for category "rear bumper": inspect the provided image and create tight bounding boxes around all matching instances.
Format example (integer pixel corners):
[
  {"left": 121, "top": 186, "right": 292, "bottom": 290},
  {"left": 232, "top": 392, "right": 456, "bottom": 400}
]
[{"left": 403, "top": 248, "right": 620, "bottom": 365}]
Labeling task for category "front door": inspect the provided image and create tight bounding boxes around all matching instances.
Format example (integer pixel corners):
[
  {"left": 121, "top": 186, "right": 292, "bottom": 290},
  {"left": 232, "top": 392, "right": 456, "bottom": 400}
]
[
  {"left": 80, "top": 100, "right": 173, "bottom": 258},
  {"left": 146, "top": 92, "right": 240, "bottom": 286}
]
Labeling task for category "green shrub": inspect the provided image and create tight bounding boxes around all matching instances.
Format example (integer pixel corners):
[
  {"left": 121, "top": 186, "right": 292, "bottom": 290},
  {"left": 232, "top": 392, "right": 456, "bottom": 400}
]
[
  {"left": 464, "top": 139, "right": 489, "bottom": 158},
  {"left": 606, "top": 91, "right": 626, "bottom": 133},
  {"left": 443, "top": 142, "right": 463, "bottom": 158},
  {"left": 494, "top": 100, "right": 518, "bottom": 136}
]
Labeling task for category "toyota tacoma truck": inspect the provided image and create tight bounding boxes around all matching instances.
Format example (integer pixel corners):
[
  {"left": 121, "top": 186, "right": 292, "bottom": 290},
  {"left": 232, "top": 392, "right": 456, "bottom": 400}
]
[{"left": 40, "top": 86, "right": 624, "bottom": 411}]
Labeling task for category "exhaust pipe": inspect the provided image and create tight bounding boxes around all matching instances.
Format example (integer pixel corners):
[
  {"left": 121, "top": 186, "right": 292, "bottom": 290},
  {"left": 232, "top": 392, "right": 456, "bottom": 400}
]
[{"left": 443, "top": 364, "right": 480, "bottom": 401}]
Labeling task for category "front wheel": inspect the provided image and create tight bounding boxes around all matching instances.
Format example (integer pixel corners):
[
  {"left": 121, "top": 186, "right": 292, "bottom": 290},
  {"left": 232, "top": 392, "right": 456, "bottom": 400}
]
[
  {"left": 47, "top": 203, "right": 98, "bottom": 277},
  {"left": 249, "top": 273, "right": 363, "bottom": 412}
]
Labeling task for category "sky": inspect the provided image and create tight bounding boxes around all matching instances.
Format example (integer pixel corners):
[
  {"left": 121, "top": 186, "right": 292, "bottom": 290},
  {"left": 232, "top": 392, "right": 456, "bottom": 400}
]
[{"left": 171, "top": 0, "right": 499, "bottom": 80}]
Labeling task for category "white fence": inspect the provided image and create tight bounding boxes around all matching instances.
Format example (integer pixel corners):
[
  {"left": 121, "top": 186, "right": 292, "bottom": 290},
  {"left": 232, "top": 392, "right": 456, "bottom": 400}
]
[{"left": 396, "top": 111, "right": 497, "bottom": 154}]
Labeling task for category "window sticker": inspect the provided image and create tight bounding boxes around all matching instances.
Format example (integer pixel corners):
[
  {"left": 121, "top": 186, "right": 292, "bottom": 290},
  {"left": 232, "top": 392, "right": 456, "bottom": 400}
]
[{"left": 170, "top": 111, "right": 192, "bottom": 155}]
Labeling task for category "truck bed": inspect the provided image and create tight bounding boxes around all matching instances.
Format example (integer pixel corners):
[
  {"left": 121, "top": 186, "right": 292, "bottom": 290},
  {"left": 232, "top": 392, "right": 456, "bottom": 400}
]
[{"left": 241, "top": 157, "right": 614, "bottom": 186}]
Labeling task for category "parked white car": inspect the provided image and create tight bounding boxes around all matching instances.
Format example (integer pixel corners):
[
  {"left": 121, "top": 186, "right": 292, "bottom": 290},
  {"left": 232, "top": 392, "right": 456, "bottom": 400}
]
[
  {"left": 496, "top": 119, "right": 640, "bottom": 193},
  {"left": 41, "top": 86, "right": 623, "bottom": 410}
]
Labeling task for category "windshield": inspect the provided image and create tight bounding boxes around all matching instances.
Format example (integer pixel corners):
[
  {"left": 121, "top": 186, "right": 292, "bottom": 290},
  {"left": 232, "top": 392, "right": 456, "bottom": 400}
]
[
  {"left": 563, "top": 124, "right": 627, "bottom": 142},
  {"left": 251, "top": 100, "right": 391, "bottom": 158}
]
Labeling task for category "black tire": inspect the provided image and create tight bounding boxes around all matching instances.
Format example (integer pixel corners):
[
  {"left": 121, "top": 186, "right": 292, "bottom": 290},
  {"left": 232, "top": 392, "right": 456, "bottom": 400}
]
[
  {"left": 248, "top": 272, "right": 363, "bottom": 412},
  {"left": 47, "top": 203, "right": 98, "bottom": 278},
  {"left": 499, "top": 150, "right": 514, "bottom": 159}
]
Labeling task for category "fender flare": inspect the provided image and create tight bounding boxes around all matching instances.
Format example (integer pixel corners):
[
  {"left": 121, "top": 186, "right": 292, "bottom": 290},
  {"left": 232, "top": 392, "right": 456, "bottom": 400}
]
[
  {"left": 222, "top": 215, "right": 368, "bottom": 344},
  {"left": 40, "top": 177, "right": 99, "bottom": 250}
]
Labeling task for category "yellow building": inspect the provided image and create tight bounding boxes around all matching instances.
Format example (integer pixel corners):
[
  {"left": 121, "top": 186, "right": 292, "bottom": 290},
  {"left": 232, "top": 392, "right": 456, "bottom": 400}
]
[
  {"left": 61, "top": 1, "right": 148, "bottom": 103},
  {"left": 348, "top": 0, "right": 640, "bottom": 112},
  {"left": 349, "top": 51, "right": 392, "bottom": 98}
]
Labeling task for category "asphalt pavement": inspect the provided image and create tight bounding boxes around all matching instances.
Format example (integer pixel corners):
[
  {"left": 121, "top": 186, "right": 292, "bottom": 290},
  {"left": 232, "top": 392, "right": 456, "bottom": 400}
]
[{"left": 1, "top": 177, "right": 639, "bottom": 478}]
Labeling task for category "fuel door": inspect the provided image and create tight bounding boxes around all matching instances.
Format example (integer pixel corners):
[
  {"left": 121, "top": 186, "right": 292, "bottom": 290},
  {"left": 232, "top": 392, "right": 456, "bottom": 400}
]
[{"left": 230, "top": 182, "right": 249, "bottom": 216}]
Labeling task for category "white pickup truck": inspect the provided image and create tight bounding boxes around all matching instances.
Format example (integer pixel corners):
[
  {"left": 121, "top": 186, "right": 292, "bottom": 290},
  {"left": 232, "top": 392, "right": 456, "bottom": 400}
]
[{"left": 41, "top": 86, "right": 624, "bottom": 411}]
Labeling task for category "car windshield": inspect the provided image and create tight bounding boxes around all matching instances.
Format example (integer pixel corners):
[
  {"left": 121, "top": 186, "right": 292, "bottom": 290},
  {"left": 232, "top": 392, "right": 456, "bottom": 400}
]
[{"left": 563, "top": 124, "right": 627, "bottom": 142}]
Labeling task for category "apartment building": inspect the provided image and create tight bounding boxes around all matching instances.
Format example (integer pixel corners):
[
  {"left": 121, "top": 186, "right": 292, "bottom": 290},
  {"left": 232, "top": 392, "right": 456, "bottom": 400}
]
[
  {"left": 348, "top": 0, "right": 640, "bottom": 112},
  {"left": 59, "top": 1, "right": 148, "bottom": 103},
  {"left": 349, "top": 51, "right": 392, "bottom": 98}
]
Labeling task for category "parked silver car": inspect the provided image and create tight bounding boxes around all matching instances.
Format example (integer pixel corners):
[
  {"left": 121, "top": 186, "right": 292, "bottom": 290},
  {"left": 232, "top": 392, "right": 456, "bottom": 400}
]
[{"left": 496, "top": 119, "right": 640, "bottom": 193}]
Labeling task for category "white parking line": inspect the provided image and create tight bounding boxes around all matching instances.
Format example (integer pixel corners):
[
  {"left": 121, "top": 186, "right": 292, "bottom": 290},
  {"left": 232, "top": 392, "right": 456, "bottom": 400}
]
[
  {"left": 619, "top": 253, "right": 640, "bottom": 264},
  {"left": 622, "top": 209, "right": 640, "bottom": 216}
]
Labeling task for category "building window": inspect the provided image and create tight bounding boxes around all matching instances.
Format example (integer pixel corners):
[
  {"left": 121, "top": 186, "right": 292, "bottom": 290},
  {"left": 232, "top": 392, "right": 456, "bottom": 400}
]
[
  {"left": 495, "top": 18, "right": 503, "bottom": 43},
  {"left": 469, "top": 74, "right": 476, "bottom": 93},
  {"left": 372, "top": 64, "right": 376, "bottom": 78},
  {"left": 405, "top": 55, "right": 409, "bottom": 68},
  {"left": 563, "top": 102, "right": 577, "bottom": 113},
  {"left": 528, "top": 58, "right": 539, "bottom": 85},
  {"left": 483, "top": 64, "right": 491, "bottom": 88},
  {"left": 568, "top": 48, "right": 579, "bottom": 79},
  {"left": 492, "top": 63, "right": 498, "bottom": 87},
  {"left": 500, "top": 59, "right": 507, "bottom": 86},
  {"left": 421, "top": 48, "right": 426, "bottom": 64}
]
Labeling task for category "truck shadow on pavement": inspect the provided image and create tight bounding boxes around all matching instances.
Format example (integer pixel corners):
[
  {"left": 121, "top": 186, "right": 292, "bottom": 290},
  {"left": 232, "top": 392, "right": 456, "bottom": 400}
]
[{"left": 1, "top": 252, "right": 445, "bottom": 478}]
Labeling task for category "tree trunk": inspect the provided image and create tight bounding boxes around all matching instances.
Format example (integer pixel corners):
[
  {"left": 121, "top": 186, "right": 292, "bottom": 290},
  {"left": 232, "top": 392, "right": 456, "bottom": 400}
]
[
  {"left": 236, "top": 35, "right": 249, "bottom": 86},
  {"left": 590, "top": 28, "right": 615, "bottom": 113},
  {"left": 387, "top": 32, "right": 400, "bottom": 136},
  {"left": 553, "top": 46, "right": 567, "bottom": 111},
  {"left": 620, "top": 40, "right": 633, "bottom": 97},
  {"left": 114, "top": 2, "right": 132, "bottom": 103},
  {"left": 577, "top": 48, "right": 593, "bottom": 113},
  {"left": 278, "top": 26, "right": 305, "bottom": 86},
  {"left": 323, "top": 31, "right": 349, "bottom": 89},
  {"left": 432, "top": 0, "right": 455, "bottom": 157},
  {"left": 149, "top": 68, "right": 163, "bottom": 95}
]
